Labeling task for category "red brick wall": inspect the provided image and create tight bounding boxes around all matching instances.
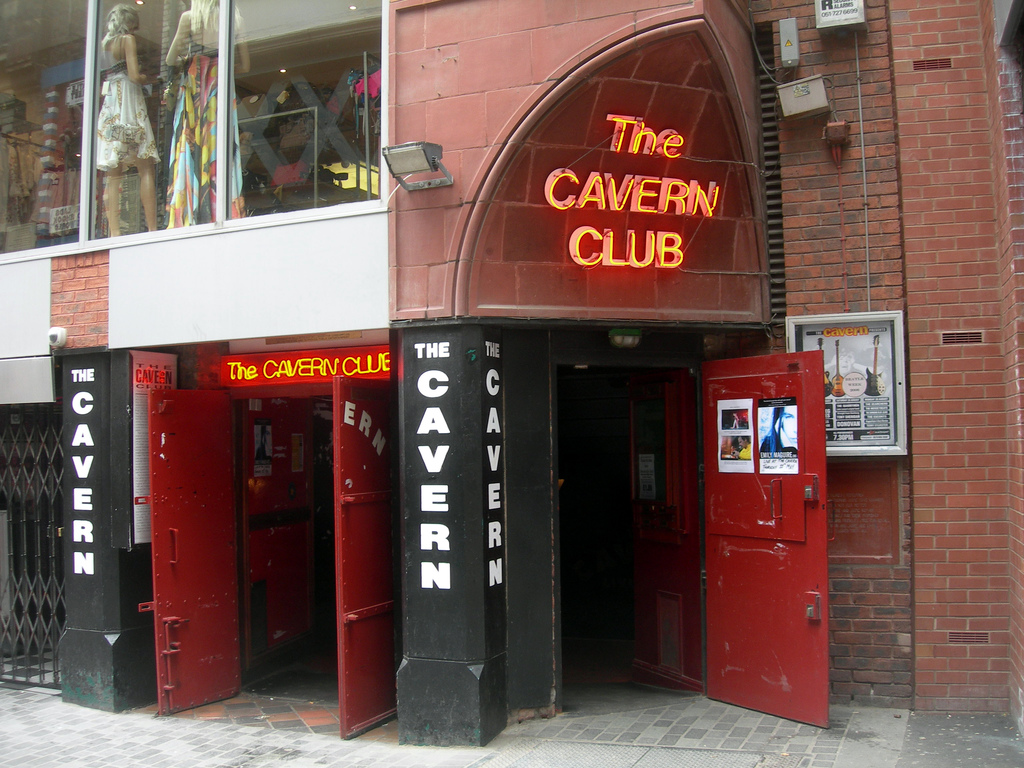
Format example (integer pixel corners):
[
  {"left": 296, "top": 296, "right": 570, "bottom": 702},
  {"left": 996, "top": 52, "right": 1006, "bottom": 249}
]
[
  {"left": 976, "top": 0, "right": 1024, "bottom": 730},
  {"left": 750, "top": 0, "right": 912, "bottom": 708},
  {"left": 829, "top": 557, "right": 913, "bottom": 705},
  {"left": 50, "top": 251, "right": 109, "bottom": 349},
  {"left": 751, "top": 3, "right": 904, "bottom": 318},
  {"left": 998, "top": 40, "right": 1024, "bottom": 729},
  {"left": 890, "top": 0, "right": 1012, "bottom": 713}
]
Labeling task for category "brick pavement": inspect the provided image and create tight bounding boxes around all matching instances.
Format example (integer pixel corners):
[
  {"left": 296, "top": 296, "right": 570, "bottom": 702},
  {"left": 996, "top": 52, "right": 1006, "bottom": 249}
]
[{"left": 2, "top": 683, "right": 1023, "bottom": 768}]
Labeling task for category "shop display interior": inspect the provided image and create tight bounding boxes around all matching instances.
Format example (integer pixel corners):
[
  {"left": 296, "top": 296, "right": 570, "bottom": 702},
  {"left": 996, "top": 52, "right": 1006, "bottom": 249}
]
[
  {"left": 234, "top": 22, "right": 382, "bottom": 219},
  {"left": 1, "top": 2, "right": 381, "bottom": 250}
]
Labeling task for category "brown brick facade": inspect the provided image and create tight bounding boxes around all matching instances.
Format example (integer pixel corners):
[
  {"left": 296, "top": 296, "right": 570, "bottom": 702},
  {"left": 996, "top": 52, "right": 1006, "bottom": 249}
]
[
  {"left": 750, "top": 0, "right": 913, "bottom": 708},
  {"left": 978, "top": 0, "right": 1024, "bottom": 730},
  {"left": 890, "top": 0, "right": 1017, "bottom": 715}
]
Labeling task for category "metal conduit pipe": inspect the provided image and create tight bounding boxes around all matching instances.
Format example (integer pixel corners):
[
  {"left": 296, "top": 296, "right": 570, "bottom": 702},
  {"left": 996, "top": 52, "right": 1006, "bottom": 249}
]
[{"left": 855, "top": 30, "right": 872, "bottom": 311}]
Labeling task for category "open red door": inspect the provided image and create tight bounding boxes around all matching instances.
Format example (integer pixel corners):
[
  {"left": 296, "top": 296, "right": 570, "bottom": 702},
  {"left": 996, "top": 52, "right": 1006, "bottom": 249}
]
[
  {"left": 629, "top": 371, "right": 702, "bottom": 691},
  {"left": 147, "top": 389, "right": 240, "bottom": 715},
  {"left": 333, "top": 377, "right": 395, "bottom": 737},
  {"left": 702, "top": 352, "right": 829, "bottom": 727}
]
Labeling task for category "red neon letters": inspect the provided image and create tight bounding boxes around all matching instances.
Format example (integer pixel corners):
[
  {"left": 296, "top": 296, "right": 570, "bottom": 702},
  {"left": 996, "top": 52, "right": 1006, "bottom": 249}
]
[{"left": 544, "top": 114, "right": 723, "bottom": 269}]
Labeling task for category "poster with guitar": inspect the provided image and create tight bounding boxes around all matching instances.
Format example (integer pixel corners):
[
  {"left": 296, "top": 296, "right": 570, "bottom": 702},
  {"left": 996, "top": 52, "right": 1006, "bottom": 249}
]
[{"left": 787, "top": 311, "right": 907, "bottom": 456}]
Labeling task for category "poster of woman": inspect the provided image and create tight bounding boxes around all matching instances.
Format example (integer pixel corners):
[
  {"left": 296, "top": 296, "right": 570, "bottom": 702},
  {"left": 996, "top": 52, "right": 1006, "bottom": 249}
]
[{"left": 758, "top": 397, "right": 799, "bottom": 474}]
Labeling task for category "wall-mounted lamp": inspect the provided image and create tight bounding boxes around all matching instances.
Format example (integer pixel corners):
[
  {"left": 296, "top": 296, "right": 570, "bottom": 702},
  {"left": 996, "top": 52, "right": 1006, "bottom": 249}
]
[
  {"left": 608, "top": 329, "right": 642, "bottom": 349},
  {"left": 382, "top": 141, "right": 453, "bottom": 191}
]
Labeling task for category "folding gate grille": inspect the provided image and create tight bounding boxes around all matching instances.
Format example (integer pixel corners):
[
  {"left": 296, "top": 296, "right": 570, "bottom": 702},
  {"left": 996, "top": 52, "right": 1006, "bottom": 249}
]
[{"left": 0, "top": 403, "right": 64, "bottom": 687}]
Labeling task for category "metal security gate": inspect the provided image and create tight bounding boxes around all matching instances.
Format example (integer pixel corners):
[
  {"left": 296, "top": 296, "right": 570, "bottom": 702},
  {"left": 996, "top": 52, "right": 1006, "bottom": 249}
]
[{"left": 0, "top": 404, "right": 65, "bottom": 687}]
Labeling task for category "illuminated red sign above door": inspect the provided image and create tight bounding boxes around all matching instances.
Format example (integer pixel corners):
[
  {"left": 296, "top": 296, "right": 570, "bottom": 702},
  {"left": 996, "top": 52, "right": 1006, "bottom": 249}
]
[
  {"left": 543, "top": 114, "right": 722, "bottom": 269},
  {"left": 221, "top": 346, "right": 390, "bottom": 387},
  {"left": 461, "top": 28, "right": 768, "bottom": 324}
]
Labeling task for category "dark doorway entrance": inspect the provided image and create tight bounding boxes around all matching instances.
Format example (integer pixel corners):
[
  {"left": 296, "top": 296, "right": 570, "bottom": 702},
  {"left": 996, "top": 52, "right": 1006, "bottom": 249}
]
[
  {"left": 556, "top": 368, "right": 635, "bottom": 684},
  {"left": 555, "top": 363, "right": 704, "bottom": 703},
  {"left": 241, "top": 395, "right": 339, "bottom": 707},
  {"left": 237, "top": 382, "right": 395, "bottom": 738}
]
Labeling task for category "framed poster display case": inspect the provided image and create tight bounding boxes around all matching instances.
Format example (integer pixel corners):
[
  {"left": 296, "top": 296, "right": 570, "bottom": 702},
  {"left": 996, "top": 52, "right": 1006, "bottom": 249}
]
[{"left": 786, "top": 311, "right": 907, "bottom": 457}]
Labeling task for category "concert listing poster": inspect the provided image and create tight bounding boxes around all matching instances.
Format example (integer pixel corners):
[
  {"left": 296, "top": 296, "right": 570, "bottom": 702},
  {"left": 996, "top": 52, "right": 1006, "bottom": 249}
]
[{"left": 790, "top": 313, "right": 902, "bottom": 453}]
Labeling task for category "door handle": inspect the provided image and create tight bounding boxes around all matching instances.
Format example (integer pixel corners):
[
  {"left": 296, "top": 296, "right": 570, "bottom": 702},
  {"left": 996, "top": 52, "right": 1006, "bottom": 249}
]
[
  {"left": 168, "top": 527, "right": 179, "bottom": 565},
  {"left": 159, "top": 616, "right": 189, "bottom": 703}
]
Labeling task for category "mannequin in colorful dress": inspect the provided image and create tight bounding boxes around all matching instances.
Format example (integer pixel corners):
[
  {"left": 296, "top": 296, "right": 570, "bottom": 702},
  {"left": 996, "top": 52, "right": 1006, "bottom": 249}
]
[
  {"left": 96, "top": 4, "right": 159, "bottom": 235},
  {"left": 164, "top": 0, "right": 247, "bottom": 227}
]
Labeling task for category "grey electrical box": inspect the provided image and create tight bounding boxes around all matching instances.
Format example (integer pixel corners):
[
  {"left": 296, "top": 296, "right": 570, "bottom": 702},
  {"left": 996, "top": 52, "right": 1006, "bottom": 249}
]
[
  {"left": 779, "top": 18, "right": 800, "bottom": 68},
  {"left": 776, "top": 75, "right": 830, "bottom": 118}
]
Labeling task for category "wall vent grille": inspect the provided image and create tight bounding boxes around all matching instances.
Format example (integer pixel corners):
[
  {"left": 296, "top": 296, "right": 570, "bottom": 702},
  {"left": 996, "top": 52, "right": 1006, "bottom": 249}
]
[
  {"left": 913, "top": 58, "right": 953, "bottom": 71},
  {"left": 941, "top": 331, "right": 984, "bottom": 345},
  {"left": 948, "top": 631, "right": 990, "bottom": 645},
  {"left": 756, "top": 23, "right": 786, "bottom": 321}
]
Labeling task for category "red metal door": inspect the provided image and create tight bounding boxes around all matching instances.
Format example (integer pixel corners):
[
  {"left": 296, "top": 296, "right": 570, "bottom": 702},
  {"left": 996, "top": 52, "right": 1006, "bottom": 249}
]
[
  {"left": 629, "top": 371, "right": 702, "bottom": 690},
  {"left": 147, "top": 389, "right": 239, "bottom": 715},
  {"left": 333, "top": 377, "right": 395, "bottom": 737},
  {"left": 702, "top": 352, "right": 829, "bottom": 727}
]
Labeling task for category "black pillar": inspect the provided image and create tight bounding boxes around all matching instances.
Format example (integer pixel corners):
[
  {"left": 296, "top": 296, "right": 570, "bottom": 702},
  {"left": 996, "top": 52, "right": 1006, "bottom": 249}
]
[
  {"left": 396, "top": 324, "right": 507, "bottom": 745},
  {"left": 502, "top": 329, "right": 558, "bottom": 713},
  {"left": 59, "top": 351, "right": 155, "bottom": 711}
]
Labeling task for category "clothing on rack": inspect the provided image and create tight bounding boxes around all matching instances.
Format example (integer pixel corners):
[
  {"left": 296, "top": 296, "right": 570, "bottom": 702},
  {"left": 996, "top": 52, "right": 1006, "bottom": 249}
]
[
  {"left": 4, "top": 135, "right": 41, "bottom": 237},
  {"left": 351, "top": 68, "right": 381, "bottom": 100},
  {"left": 348, "top": 65, "right": 381, "bottom": 137},
  {"left": 0, "top": 135, "right": 8, "bottom": 232}
]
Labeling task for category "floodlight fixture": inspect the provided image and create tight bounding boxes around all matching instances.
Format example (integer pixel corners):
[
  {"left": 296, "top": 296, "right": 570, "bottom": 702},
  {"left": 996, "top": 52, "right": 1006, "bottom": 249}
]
[{"left": 382, "top": 141, "right": 454, "bottom": 191}]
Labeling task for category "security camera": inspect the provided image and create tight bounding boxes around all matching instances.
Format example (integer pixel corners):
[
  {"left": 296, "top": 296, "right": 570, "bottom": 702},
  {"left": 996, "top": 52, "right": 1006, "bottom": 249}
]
[{"left": 48, "top": 327, "right": 68, "bottom": 348}]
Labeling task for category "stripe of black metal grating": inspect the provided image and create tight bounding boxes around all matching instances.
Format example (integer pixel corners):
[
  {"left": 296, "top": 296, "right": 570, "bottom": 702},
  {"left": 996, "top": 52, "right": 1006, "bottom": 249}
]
[
  {"left": 756, "top": 22, "right": 786, "bottom": 322},
  {"left": 0, "top": 403, "right": 65, "bottom": 688}
]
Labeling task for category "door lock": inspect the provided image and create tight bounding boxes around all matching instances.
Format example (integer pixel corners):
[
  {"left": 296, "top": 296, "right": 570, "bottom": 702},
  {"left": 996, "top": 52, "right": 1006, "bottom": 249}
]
[
  {"left": 803, "top": 474, "right": 820, "bottom": 505},
  {"left": 804, "top": 591, "right": 822, "bottom": 621}
]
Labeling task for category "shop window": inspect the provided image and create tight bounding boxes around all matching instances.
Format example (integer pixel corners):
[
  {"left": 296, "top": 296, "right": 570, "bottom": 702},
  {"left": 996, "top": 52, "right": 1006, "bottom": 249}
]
[
  {"left": 93, "top": 1, "right": 173, "bottom": 236},
  {"left": 0, "top": 0, "right": 87, "bottom": 254},
  {"left": 3, "top": 1, "right": 383, "bottom": 252},
  {"left": 0, "top": 1, "right": 375, "bottom": 252},
  {"left": 91, "top": 0, "right": 380, "bottom": 238},
  {"left": 233, "top": 0, "right": 381, "bottom": 217}
]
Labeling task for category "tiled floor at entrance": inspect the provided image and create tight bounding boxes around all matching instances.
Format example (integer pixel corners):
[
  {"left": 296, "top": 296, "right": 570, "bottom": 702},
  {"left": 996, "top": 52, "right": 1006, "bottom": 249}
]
[
  {"left": 140, "top": 694, "right": 399, "bottom": 741},
  {"left": 135, "top": 644, "right": 399, "bottom": 740},
  {"left": 149, "top": 637, "right": 635, "bottom": 739}
]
